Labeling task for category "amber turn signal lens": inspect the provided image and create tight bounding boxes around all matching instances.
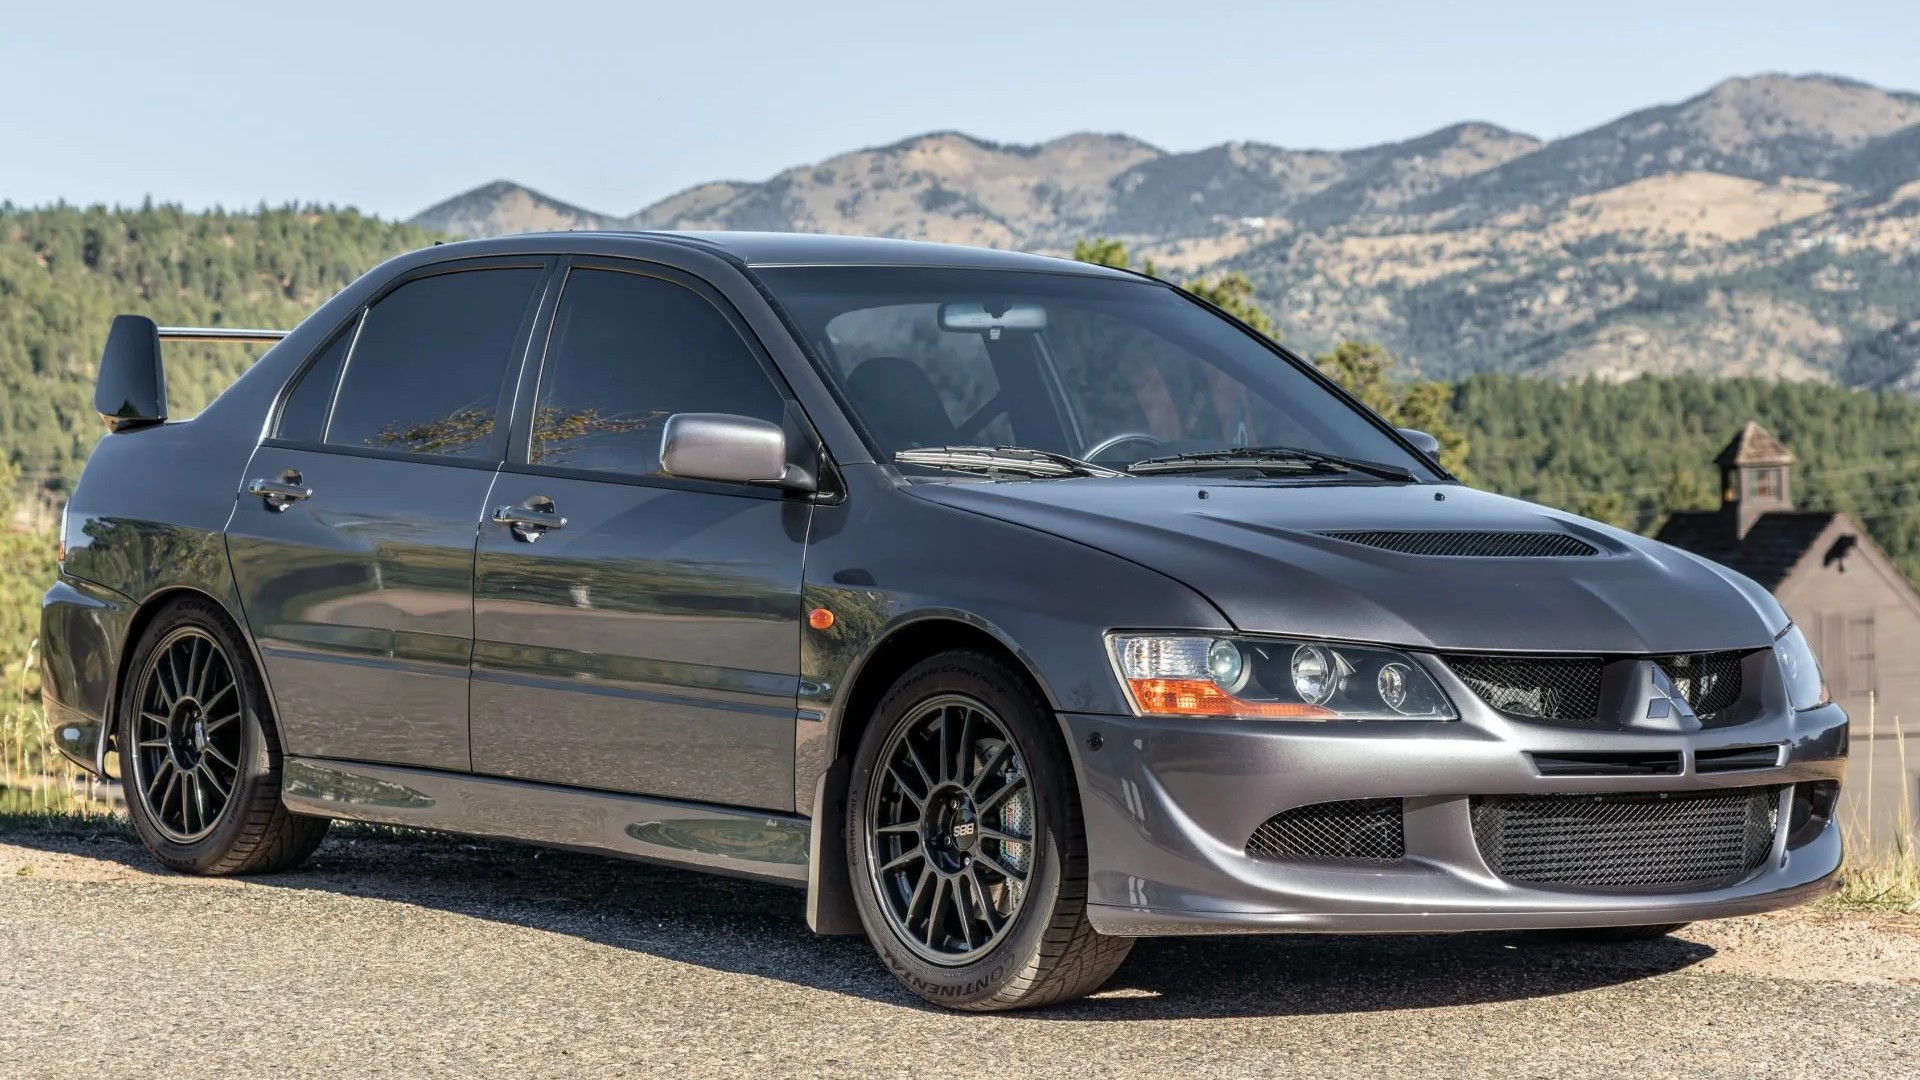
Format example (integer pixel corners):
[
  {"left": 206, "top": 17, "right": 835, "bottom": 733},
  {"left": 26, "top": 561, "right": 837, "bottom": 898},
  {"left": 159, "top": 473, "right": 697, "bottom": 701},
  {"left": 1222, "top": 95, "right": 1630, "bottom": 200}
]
[
  {"left": 808, "top": 608, "right": 836, "bottom": 630},
  {"left": 1127, "top": 678, "right": 1337, "bottom": 719}
]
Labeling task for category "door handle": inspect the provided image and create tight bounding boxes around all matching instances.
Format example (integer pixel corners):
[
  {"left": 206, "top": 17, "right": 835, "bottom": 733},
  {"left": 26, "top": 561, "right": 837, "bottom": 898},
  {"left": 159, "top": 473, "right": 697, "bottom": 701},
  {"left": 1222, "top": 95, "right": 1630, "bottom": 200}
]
[
  {"left": 248, "top": 477, "right": 313, "bottom": 512},
  {"left": 492, "top": 503, "right": 567, "bottom": 542}
]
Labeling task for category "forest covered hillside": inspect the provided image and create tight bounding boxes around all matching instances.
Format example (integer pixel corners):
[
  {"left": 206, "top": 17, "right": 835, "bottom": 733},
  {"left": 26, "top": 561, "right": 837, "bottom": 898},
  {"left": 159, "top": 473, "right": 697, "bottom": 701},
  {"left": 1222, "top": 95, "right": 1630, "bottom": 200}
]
[
  {"left": 4, "top": 202, "right": 1919, "bottom": 587},
  {"left": 0, "top": 204, "right": 436, "bottom": 484}
]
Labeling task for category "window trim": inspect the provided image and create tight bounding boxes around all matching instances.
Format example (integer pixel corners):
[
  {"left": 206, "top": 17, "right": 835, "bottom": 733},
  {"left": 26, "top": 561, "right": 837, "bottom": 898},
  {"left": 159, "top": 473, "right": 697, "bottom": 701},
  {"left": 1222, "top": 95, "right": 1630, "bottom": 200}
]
[
  {"left": 501, "top": 255, "right": 818, "bottom": 498},
  {"left": 262, "top": 256, "right": 556, "bottom": 465},
  {"left": 268, "top": 309, "right": 363, "bottom": 442}
]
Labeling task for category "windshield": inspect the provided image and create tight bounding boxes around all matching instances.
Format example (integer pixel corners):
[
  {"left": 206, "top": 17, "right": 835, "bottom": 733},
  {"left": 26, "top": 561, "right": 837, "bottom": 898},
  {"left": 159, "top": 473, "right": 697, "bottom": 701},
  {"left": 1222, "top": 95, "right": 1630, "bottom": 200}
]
[{"left": 757, "top": 266, "right": 1437, "bottom": 479}]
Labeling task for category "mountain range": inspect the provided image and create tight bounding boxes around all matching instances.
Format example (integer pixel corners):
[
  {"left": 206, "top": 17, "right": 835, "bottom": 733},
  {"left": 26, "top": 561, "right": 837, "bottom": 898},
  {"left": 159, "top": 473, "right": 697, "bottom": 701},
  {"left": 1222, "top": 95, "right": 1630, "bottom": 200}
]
[{"left": 410, "top": 74, "right": 1920, "bottom": 389}]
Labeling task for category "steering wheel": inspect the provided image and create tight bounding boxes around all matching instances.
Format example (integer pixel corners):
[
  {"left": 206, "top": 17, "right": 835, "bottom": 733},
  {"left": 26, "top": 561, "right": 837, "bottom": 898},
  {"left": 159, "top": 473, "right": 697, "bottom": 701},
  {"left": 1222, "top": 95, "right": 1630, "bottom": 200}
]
[{"left": 1082, "top": 431, "right": 1165, "bottom": 463}]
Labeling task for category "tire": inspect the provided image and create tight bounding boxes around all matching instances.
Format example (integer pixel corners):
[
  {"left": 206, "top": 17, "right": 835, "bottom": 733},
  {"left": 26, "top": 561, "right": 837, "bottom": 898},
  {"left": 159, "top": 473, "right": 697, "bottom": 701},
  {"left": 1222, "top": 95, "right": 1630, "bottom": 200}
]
[
  {"left": 1535, "top": 923, "right": 1690, "bottom": 943},
  {"left": 846, "top": 649, "right": 1133, "bottom": 1010},
  {"left": 116, "top": 595, "right": 329, "bottom": 875}
]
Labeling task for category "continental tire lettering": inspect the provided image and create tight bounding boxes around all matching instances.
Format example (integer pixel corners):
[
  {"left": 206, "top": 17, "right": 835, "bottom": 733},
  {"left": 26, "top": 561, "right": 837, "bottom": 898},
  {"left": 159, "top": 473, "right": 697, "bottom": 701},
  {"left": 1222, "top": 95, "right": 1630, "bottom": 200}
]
[{"left": 881, "top": 947, "right": 1010, "bottom": 999}]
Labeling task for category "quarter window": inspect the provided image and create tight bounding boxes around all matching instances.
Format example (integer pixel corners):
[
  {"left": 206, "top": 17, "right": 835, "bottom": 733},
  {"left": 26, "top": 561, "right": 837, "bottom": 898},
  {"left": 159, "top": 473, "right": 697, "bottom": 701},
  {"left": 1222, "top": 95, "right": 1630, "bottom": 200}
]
[
  {"left": 530, "top": 268, "right": 785, "bottom": 476},
  {"left": 324, "top": 267, "right": 544, "bottom": 459},
  {"left": 275, "top": 323, "right": 354, "bottom": 442}
]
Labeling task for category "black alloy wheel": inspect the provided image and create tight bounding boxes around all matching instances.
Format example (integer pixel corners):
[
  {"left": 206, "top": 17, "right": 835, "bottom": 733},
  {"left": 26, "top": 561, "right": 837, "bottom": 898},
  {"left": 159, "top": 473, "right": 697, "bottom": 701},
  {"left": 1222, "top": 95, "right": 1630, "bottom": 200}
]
[
  {"left": 847, "top": 650, "right": 1134, "bottom": 1010},
  {"left": 867, "top": 693, "right": 1036, "bottom": 964},
  {"left": 129, "top": 626, "right": 244, "bottom": 843},
  {"left": 116, "top": 596, "right": 329, "bottom": 875}
]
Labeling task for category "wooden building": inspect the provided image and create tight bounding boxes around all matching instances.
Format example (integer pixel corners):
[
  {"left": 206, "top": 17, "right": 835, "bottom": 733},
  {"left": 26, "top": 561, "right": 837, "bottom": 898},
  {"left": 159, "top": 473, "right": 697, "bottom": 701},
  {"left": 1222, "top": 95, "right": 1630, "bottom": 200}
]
[{"left": 1656, "top": 422, "right": 1919, "bottom": 850}]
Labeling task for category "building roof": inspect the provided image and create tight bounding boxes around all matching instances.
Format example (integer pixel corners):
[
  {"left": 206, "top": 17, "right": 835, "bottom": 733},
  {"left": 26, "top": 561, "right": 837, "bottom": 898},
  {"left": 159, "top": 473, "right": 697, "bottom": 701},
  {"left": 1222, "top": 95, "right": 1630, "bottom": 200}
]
[
  {"left": 1714, "top": 421, "right": 1795, "bottom": 467},
  {"left": 1653, "top": 510, "right": 1840, "bottom": 590}
]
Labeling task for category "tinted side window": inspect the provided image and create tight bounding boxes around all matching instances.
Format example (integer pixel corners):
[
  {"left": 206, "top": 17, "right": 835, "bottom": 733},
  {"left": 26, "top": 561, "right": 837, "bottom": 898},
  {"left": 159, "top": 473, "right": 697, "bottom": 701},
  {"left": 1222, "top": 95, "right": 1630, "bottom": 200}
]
[
  {"left": 274, "top": 322, "right": 355, "bottom": 442},
  {"left": 530, "top": 268, "right": 784, "bottom": 476},
  {"left": 326, "top": 268, "right": 543, "bottom": 459}
]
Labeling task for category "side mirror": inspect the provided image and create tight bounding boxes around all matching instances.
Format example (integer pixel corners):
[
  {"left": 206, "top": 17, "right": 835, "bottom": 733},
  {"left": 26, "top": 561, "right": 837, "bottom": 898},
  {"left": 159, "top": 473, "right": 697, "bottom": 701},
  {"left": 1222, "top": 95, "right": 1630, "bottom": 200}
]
[
  {"left": 96, "top": 314, "right": 168, "bottom": 431},
  {"left": 660, "top": 413, "right": 803, "bottom": 488},
  {"left": 1397, "top": 428, "right": 1441, "bottom": 458}
]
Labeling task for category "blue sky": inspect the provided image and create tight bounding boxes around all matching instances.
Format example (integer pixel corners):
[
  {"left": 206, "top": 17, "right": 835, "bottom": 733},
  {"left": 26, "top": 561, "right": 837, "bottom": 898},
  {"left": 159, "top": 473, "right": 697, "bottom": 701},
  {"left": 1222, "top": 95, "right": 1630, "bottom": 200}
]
[{"left": 5, "top": 0, "right": 1917, "bottom": 220}]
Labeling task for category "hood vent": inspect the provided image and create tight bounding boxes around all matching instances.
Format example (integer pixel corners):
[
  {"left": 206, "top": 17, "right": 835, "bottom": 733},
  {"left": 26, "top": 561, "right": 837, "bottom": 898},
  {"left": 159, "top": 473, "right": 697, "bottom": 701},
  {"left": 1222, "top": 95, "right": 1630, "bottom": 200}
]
[{"left": 1321, "top": 530, "right": 1599, "bottom": 558}]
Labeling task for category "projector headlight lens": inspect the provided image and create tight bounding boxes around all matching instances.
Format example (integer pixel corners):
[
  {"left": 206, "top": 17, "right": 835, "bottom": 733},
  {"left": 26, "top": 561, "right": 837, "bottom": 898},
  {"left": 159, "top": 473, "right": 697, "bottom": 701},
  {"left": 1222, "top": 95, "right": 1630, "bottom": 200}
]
[
  {"left": 1377, "top": 663, "right": 1411, "bottom": 712},
  {"left": 1290, "top": 645, "right": 1337, "bottom": 705},
  {"left": 1775, "top": 624, "right": 1830, "bottom": 712},
  {"left": 1207, "top": 639, "right": 1247, "bottom": 691},
  {"left": 1109, "top": 634, "right": 1454, "bottom": 721}
]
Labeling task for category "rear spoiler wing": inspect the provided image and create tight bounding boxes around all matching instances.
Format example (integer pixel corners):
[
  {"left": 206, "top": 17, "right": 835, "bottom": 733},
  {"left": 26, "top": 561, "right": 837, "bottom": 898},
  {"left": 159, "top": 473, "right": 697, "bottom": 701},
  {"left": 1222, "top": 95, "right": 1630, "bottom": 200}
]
[{"left": 95, "top": 315, "right": 289, "bottom": 431}]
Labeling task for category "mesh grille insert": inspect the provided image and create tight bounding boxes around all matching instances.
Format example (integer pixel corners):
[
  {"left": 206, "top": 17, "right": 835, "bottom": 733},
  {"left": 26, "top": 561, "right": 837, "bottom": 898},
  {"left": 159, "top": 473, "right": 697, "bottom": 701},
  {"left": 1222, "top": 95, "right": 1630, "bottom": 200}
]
[
  {"left": 1658, "top": 651, "right": 1746, "bottom": 721},
  {"left": 1446, "top": 656, "right": 1606, "bottom": 722},
  {"left": 1247, "top": 799, "right": 1404, "bottom": 862},
  {"left": 1471, "top": 787, "right": 1779, "bottom": 891},
  {"left": 1320, "top": 531, "right": 1600, "bottom": 558}
]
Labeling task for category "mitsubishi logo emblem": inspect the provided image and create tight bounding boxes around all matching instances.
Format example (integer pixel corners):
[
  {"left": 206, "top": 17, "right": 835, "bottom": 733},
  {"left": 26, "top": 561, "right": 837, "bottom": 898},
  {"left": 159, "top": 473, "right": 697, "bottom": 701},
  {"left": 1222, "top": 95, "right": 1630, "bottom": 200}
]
[{"left": 1640, "top": 665, "right": 1701, "bottom": 731}]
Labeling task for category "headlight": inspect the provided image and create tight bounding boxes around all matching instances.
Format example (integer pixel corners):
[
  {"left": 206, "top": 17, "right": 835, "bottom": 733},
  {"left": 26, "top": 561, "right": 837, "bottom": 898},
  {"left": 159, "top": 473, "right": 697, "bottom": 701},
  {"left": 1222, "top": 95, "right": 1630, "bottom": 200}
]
[
  {"left": 1108, "top": 634, "right": 1455, "bottom": 720},
  {"left": 1775, "top": 624, "right": 1830, "bottom": 711}
]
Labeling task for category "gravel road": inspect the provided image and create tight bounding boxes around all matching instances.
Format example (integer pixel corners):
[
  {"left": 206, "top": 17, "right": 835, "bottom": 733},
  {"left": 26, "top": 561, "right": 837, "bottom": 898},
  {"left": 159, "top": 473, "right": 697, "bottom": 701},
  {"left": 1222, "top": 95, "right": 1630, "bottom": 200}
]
[{"left": 1, "top": 822, "right": 1915, "bottom": 1079}]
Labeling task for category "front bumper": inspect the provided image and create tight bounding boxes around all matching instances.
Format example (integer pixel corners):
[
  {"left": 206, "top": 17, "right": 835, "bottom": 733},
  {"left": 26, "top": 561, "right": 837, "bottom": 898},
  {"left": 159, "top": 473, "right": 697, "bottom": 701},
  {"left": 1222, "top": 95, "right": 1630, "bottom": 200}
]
[{"left": 1058, "top": 699, "right": 1848, "bottom": 936}]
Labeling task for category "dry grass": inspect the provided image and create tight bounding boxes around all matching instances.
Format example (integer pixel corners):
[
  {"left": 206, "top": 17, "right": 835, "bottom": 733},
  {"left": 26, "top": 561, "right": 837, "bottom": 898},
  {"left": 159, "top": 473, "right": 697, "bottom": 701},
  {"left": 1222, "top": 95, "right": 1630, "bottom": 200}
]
[
  {"left": 1831, "top": 696, "right": 1920, "bottom": 912},
  {"left": 1833, "top": 841, "right": 1920, "bottom": 912},
  {"left": 0, "top": 698, "right": 116, "bottom": 818}
]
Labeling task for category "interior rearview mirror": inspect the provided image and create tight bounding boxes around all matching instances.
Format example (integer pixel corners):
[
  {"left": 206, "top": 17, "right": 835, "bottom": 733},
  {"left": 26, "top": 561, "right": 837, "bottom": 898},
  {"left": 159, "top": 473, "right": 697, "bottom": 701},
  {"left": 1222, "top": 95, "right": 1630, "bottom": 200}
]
[
  {"left": 1397, "top": 428, "right": 1441, "bottom": 458},
  {"left": 938, "top": 301, "right": 1048, "bottom": 334},
  {"left": 660, "top": 413, "right": 799, "bottom": 487}
]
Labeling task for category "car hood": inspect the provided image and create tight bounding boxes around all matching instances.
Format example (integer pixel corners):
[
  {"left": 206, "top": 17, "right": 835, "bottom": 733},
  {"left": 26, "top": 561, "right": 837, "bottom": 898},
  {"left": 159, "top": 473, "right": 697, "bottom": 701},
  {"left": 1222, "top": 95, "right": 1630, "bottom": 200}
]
[{"left": 909, "top": 478, "right": 1785, "bottom": 654}]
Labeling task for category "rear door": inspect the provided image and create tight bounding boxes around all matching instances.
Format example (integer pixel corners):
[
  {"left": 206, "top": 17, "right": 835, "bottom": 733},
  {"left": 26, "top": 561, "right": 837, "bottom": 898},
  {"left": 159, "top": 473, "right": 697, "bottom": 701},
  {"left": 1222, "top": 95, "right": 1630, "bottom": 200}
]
[
  {"left": 228, "top": 259, "right": 551, "bottom": 771},
  {"left": 469, "top": 259, "right": 811, "bottom": 810}
]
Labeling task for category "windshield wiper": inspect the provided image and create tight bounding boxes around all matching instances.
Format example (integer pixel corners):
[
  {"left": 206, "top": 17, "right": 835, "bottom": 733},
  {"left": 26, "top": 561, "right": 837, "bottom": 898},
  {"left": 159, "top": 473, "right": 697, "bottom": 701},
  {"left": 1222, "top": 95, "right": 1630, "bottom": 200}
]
[
  {"left": 895, "top": 446, "right": 1132, "bottom": 479},
  {"left": 1127, "top": 445, "right": 1418, "bottom": 483}
]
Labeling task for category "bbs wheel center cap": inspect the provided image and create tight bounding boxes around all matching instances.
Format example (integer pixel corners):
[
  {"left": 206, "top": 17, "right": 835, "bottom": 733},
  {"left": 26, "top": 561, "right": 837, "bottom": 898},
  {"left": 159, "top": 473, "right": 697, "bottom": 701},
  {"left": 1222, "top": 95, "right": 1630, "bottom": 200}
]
[
  {"left": 920, "top": 786, "right": 983, "bottom": 871},
  {"left": 951, "top": 806, "right": 980, "bottom": 853}
]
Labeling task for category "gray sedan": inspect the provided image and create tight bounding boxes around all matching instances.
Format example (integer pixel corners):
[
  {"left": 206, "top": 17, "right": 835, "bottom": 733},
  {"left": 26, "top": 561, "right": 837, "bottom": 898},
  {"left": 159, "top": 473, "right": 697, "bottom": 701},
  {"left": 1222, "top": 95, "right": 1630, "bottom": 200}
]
[{"left": 42, "top": 231, "right": 1846, "bottom": 1009}]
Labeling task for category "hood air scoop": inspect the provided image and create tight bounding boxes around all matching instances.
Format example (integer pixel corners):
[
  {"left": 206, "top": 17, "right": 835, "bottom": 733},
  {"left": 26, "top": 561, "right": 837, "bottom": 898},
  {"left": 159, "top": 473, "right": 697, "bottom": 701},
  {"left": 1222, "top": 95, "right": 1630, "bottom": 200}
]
[{"left": 1319, "top": 530, "right": 1600, "bottom": 558}]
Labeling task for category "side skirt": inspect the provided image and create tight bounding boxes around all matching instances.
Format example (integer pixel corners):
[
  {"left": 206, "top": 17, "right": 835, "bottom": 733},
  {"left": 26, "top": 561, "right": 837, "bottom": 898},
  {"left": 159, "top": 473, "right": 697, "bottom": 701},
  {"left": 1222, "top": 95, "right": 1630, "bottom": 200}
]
[{"left": 281, "top": 757, "right": 810, "bottom": 887}]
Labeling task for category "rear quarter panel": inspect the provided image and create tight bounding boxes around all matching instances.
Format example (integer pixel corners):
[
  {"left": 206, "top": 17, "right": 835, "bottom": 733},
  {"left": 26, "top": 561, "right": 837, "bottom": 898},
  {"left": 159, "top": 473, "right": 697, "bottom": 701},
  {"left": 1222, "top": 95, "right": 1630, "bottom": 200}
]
[{"left": 42, "top": 261, "right": 376, "bottom": 761}]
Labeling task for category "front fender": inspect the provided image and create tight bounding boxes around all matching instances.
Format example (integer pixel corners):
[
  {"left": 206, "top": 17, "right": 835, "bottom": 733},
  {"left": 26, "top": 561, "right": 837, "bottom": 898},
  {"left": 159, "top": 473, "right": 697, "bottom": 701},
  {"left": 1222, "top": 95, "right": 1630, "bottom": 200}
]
[{"left": 795, "top": 466, "right": 1228, "bottom": 809}]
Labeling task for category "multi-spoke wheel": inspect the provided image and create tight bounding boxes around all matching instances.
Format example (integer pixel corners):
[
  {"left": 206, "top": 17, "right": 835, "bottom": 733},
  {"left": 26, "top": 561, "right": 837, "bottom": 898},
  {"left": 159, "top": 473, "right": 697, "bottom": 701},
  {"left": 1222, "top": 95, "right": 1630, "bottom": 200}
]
[
  {"left": 868, "top": 694, "right": 1036, "bottom": 964},
  {"left": 116, "top": 596, "right": 329, "bottom": 875},
  {"left": 130, "top": 627, "right": 243, "bottom": 843},
  {"left": 848, "top": 650, "right": 1134, "bottom": 1010}
]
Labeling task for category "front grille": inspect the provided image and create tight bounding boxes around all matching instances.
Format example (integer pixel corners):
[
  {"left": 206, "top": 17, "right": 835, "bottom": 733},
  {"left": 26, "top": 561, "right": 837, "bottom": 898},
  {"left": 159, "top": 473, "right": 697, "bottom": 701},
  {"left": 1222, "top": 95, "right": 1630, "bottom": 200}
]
[
  {"left": 1658, "top": 651, "right": 1745, "bottom": 721},
  {"left": 1471, "top": 787, "right": 1779, "bottom": 891},
  {"left": 1447, "top": 656, "right": 1606, "bottom": 722},
  {"left": 1529, "top": 750, "right": 1682, "bottom": 776},
  {"left": 1247, "top": 799, "right": 1404, "bottom": 862},
  {"left": 1320, "top": 530, "right": 1600, "bottom": 558},
  {"left": 1695, "top": 744, "right": 1783, "bottom": 773}
]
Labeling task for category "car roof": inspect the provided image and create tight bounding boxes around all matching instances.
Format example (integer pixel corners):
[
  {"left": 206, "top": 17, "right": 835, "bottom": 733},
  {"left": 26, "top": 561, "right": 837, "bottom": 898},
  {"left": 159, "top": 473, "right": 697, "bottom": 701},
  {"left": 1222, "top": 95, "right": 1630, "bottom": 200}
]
[{"left": 423, "top": 230, "right": 1143, "bottom": 278}]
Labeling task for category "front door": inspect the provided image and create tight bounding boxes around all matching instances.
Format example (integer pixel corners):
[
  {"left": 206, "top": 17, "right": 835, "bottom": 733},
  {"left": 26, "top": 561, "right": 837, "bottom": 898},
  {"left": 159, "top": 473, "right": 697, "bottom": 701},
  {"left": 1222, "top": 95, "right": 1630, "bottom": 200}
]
[
  {"left": 470, "top": 262, "right": 810, "bottom": 811},
  {"left": 228, "top": 262, "right": 549, "bottom": 770}
]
